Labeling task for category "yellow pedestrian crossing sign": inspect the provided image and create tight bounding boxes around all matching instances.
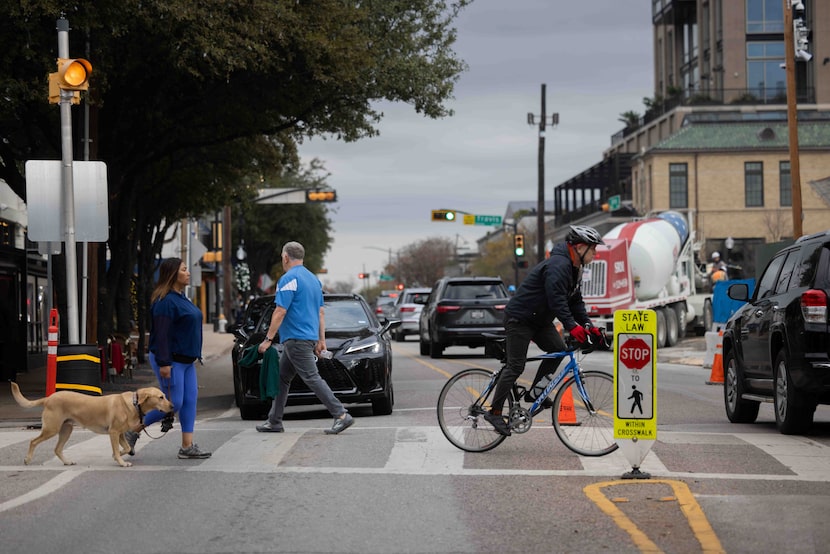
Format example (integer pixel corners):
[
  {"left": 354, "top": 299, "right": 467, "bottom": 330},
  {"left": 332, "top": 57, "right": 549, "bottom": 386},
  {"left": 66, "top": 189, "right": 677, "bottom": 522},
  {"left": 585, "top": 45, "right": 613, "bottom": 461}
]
[{"left": 613, "top": 310, "right": 657, "bottom": 441}]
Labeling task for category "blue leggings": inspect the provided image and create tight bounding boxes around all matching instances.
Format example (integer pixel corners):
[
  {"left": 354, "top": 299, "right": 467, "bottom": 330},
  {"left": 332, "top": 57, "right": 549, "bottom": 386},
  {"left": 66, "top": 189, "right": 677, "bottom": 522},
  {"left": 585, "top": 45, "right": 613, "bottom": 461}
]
[{"left": 144, "top": 353, "right": 198, "bottom": 434}]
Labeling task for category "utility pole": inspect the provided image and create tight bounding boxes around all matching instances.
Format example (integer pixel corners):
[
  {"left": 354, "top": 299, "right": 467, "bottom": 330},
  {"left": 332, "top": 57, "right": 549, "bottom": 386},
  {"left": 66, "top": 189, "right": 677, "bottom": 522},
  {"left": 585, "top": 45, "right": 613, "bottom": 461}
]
[
  {"left": 783, "top": 0, "right": 804, "bottom": 239},
  {"left": 527, "top": 85, "right": 559, "bottom": 263}
]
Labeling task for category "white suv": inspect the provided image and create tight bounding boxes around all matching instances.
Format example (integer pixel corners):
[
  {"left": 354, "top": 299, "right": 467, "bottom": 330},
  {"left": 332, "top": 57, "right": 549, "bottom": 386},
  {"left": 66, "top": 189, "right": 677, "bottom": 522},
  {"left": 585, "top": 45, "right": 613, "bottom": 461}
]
[{"left": 392, "top": 288, "right": 431, "bottom": 342}]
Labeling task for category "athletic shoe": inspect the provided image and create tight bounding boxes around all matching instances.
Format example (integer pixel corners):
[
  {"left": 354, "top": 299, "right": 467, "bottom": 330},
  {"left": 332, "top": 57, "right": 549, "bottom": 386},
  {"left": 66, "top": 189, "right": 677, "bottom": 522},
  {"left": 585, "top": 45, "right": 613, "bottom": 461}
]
[
  {"left": 177, "top": 444, "right": 212, "bottom": 459},
  {"left": 256, "top": 421, "right": 284, "bottom": 433},
  {"left": 324, "top": 413, "right": 354, "bottom": 435},
  {"left": 483, "top": 411, "right": 511, "bottom": 436},
  {"left": 124, "top": 430, "right": 140, "bottom": 456}
]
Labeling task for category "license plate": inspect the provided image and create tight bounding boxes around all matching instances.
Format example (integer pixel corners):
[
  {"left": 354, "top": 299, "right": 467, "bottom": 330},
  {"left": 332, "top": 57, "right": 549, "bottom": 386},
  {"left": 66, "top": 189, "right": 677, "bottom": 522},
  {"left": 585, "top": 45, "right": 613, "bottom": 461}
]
[{"left": 470, "top": 310, "right": 484, "bottom": 319}]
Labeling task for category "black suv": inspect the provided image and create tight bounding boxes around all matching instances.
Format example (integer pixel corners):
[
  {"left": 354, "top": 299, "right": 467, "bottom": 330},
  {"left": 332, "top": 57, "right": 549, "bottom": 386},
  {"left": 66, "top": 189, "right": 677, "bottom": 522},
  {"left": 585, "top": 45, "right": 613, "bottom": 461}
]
[
  {"left": 723, "top": 230, "right": 830, "bottom": 434},
  {"left": 418, "top": 276, "right": 508, "bottom": 358}
]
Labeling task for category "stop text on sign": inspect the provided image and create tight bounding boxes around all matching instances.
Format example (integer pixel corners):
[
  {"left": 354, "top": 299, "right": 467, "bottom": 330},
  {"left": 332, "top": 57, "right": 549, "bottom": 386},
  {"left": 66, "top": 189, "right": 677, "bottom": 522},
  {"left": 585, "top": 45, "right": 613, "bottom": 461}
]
[{"left": 620, "top": 337, "right": 651, "bottom": 370}]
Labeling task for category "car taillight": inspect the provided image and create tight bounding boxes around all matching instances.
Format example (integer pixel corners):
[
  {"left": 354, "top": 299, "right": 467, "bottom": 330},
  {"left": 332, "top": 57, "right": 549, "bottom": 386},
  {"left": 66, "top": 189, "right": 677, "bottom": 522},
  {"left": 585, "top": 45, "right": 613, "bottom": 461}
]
[
  {"left": 400, "top": 307, "right": 415, "bottom": 313},
  {"left": 801, "top": 289, "right": 828, "bottom": 323},
  {"left": 436, "top": 305, "right": 461, "bottom": 314},
  {"left": 494, "top": 304, "right": 506, "bottom": 310}
]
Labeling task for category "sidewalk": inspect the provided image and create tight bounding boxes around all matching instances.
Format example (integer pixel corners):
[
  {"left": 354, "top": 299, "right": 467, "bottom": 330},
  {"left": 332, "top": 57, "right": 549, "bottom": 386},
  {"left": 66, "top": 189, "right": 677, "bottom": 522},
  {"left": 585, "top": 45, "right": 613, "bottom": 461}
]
[{"left": 0, "top": 325, "right": 235, "bottom": 425}]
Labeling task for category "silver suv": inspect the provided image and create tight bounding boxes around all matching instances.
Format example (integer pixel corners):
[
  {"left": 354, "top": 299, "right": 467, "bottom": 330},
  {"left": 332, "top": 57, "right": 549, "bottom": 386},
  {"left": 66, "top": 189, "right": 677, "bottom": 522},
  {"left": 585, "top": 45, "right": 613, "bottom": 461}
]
[{"left": 391, "top": 288, "right": 431, "bottom": 342}]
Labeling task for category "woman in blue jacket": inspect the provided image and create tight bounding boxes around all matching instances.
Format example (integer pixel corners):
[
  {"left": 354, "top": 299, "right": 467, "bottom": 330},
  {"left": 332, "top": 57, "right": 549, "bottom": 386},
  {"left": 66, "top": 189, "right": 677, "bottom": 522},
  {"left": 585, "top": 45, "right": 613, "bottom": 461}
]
[{"left": 126, "top": 257, "right": 211, "bottom": 459}]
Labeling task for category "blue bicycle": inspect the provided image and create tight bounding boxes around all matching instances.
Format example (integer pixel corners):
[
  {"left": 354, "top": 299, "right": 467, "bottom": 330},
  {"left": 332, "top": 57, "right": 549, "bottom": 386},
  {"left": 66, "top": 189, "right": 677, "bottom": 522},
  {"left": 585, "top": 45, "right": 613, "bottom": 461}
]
[{"left": 436, "top": 333, "right": 617, "bottom": 456}]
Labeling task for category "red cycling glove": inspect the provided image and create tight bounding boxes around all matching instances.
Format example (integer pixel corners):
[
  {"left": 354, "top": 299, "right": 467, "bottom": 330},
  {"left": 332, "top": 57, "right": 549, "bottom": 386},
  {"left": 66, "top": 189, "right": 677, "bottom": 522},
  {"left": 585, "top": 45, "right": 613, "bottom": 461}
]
[
  {"left": 589, "top": 326, "right": 603, "bottom": 337},
  {"left": 569, "top": 325, "right": 588, "bottom": 343}
]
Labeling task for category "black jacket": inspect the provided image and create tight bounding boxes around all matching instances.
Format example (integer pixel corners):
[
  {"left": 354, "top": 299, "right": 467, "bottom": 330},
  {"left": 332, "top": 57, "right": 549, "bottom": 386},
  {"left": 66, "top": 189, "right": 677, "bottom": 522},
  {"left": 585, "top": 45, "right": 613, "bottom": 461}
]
[{"left": 504, "top": 241, "right": 590, "bottom": 331}]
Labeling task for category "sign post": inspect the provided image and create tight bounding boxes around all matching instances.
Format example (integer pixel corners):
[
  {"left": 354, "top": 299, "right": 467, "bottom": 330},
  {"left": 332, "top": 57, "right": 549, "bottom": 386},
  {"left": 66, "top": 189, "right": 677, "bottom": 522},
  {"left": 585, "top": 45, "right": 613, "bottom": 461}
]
[{"left": 613, "top": 309, "right": 657, "bottom": 479}]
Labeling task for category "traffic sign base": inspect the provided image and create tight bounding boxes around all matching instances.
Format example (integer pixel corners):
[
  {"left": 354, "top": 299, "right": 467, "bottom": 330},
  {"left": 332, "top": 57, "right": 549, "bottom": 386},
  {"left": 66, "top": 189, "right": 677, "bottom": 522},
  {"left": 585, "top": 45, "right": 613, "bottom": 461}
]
[{"left": 621, "top": 467, "right": 652, "bottom": 480}]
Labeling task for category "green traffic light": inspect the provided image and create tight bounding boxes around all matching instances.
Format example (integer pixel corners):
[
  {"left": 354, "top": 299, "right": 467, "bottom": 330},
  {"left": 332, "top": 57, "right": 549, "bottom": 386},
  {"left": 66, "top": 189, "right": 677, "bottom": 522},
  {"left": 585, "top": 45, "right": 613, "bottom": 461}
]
[
  {"left": 514, "top": 247, "right": 524, "bottom": 257},
  {"left": 445, "top": 211, "right": 455, "bottom": 221}
]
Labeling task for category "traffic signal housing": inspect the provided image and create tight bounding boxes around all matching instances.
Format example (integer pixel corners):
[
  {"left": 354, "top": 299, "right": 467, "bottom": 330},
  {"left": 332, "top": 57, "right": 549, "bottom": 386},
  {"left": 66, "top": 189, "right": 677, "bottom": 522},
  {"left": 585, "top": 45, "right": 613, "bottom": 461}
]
[
  {"left": 431, "top": 209, "right": 456, "bottom": 222},
  {"left": 358, "top": 273, "right": 368, "bottom": 279},
  {"left": 48, "top": 58, "right": 92, "bottom": 104},
  {"left": 306, "top": 189, "right": 337, "bottom": 203},
  {"left": 514, "top": 234, "right": 525, "bottom": 257}
]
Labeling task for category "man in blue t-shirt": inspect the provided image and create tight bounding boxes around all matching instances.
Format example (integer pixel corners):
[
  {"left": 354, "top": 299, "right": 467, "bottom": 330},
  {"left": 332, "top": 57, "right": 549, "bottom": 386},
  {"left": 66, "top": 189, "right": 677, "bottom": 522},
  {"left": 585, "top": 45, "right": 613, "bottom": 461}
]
[{"left": 255, "top": 241, "right": 354, "bottom": 435}]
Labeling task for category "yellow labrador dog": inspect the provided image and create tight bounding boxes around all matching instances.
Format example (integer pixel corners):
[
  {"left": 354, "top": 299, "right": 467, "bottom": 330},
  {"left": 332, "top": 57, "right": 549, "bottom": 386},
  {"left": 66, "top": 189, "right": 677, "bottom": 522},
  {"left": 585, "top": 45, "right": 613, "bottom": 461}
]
[{"left": 10, "top": 382, "right": 173, "bottom": 467}]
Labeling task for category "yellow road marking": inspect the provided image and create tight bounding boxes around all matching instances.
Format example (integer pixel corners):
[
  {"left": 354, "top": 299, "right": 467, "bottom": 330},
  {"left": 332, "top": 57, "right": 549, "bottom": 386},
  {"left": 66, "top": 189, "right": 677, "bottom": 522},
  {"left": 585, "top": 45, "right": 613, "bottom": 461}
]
[{"left": 584, "top": 479, "right": 724, "bottom": 553}]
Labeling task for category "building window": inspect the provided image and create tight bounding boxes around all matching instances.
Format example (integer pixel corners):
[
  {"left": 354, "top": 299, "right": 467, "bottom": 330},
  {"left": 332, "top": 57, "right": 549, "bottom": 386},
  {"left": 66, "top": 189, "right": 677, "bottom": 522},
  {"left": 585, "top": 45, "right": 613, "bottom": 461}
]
[
  {"left": 746, "top": 0, "right": 784, "bottom": 34},
  {"left": 779, "top": 161, "right": 791, "bottom": 207},
  {"left": 745, "top": 162, "right": 764, "bottom": 207},
  {"left": 668, "top": 163, "right": 688, "bottom": 209},
  {"left": 747, "top": 42, "right": 786, "bottom": 102}
]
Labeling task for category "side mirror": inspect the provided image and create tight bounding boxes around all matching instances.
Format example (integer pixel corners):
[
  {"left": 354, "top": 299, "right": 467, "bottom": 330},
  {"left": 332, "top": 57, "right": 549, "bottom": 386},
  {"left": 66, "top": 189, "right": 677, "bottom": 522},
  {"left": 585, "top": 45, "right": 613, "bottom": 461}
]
[{"left": 727, "top": 283, "right": 749, "bottom": 302}]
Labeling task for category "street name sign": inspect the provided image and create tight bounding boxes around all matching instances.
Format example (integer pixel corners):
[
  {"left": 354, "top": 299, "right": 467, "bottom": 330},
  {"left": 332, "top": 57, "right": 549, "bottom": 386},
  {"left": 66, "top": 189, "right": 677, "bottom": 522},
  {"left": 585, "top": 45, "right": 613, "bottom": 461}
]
[{"left": 462, "top": 214, "right": 502, "bottom": 226}]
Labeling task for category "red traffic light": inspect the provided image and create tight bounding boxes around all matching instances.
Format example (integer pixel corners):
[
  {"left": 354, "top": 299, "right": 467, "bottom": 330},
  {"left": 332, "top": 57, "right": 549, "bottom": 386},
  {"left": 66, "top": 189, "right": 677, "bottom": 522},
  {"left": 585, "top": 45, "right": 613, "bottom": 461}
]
[{"left": 358, "top": 273, "right": 368, "bottom": 279}]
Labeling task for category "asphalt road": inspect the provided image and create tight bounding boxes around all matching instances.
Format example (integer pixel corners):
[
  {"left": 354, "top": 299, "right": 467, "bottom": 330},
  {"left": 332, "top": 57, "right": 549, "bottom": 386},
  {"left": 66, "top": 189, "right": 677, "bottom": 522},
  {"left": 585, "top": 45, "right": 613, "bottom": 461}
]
[{"left": 2, "top": 336, "right": 829, "bottom": 553}]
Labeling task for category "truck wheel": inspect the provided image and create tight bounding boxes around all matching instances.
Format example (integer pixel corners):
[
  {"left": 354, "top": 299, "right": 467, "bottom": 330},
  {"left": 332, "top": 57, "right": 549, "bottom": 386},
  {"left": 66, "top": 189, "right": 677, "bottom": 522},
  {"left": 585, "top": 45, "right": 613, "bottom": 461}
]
[
  {"left": 665, "top": 307, "right": 679, "bottom": 347},
  {"left": 674, "top": 304, "right": 687, "bottom": 340},
  {"left": 774, "top": 350, "right": 814, "bottom": 434},
  {"left": 655, "top": 308, "right": 667, "bottom": 348}
]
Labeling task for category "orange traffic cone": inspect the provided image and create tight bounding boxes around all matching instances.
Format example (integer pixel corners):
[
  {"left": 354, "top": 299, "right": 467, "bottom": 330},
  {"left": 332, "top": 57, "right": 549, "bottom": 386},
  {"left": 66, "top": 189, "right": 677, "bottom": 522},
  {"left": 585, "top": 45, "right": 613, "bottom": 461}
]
[
  {"left": 706, "top": 330, "right": 724, "bottom": 385},
  {"left": 558, "top": 386, "right": 579, "bottom": 425}
]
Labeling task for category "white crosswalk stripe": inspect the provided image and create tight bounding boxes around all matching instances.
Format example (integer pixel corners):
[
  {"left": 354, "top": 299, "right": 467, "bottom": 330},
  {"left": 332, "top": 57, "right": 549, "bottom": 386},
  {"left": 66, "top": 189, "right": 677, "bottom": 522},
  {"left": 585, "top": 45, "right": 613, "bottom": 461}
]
[{"left": 2, "top": 425, "right": 830, "bottom": 482}]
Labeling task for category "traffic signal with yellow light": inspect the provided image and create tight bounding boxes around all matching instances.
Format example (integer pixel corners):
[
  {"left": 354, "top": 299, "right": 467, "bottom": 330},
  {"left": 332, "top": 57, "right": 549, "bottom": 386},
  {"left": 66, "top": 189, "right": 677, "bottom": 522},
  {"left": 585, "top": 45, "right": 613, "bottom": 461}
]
[
  {"left": 431, "top": 209, "right": 456, "bottom": 222},
  {"left": 514, "top": 234, "right": 525, "bottom": 257},
  {"left": 48, "top": 58, "right": 92, "bottom": 104},
  {"left": 306, "top": 189, "right": 337, "bottom": 203}
]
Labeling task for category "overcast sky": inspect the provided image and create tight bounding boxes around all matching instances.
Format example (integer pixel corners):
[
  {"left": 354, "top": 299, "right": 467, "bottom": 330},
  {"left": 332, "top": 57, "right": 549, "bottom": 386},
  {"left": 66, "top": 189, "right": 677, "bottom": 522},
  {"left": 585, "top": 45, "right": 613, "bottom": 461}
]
[{"left": 299, "top": 0, "right": 654, "bottom": 290}]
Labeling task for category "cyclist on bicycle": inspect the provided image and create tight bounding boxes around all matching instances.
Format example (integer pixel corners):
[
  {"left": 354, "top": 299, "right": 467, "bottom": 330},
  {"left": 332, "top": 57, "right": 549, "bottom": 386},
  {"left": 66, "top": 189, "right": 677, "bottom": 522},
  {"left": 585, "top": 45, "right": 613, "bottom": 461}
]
[{"left": 484, "top": 224, "right": 605, "bottom": 436}]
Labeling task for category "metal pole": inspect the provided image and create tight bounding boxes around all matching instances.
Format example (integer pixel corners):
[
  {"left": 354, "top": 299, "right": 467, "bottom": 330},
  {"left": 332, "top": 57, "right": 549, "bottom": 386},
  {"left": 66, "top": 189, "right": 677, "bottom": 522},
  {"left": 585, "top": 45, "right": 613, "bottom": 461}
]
[
  {"left": 537, "top": 84, "right": 546, "bottom": 264},
  {"left": 57, "top": 18, "right": 80, "bottom": 344},
  {"left": 783, "top": 0, "right": 804, "bottom": 239}
]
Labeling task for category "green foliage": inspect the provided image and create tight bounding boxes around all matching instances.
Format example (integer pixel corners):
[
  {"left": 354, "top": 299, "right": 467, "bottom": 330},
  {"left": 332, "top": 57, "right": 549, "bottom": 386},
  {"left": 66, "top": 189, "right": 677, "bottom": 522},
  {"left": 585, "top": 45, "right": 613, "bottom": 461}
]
[
  {"left": 470, "top": 233, "right": 516, "bottom": 286},
  {"left": 0, "top": 0, "right": 470, "bottom": 339}
]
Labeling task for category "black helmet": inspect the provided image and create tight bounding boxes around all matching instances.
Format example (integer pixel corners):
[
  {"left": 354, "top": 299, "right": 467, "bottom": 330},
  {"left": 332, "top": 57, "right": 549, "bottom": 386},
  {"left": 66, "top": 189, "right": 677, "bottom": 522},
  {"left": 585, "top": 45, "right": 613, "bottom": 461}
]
[{"left": 566, "top": 225, "right": 605, "bottom": 246}]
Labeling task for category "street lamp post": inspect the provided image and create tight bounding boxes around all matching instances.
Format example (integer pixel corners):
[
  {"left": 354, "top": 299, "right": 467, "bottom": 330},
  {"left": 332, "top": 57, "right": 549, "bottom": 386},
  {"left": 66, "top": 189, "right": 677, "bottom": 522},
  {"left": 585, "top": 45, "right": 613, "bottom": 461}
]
[{"left": 363, "top": 245, "right": 394, "bottom": 282}]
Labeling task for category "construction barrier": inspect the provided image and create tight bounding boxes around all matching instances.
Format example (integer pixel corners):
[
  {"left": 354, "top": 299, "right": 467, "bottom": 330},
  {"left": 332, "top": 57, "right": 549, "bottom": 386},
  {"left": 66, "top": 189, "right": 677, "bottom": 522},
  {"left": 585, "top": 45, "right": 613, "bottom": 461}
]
[
  {"left": 56, "top": 344, "right": 103, "bottom": 395},
  {"left": 706, "top": 330, "right": 724, "bottom": 385},
  {"left": 46, "top": 309, "right": 58, "bottom": 396},
  {"left": 703, "top": 331, "right": 720, "bottom": 369}
]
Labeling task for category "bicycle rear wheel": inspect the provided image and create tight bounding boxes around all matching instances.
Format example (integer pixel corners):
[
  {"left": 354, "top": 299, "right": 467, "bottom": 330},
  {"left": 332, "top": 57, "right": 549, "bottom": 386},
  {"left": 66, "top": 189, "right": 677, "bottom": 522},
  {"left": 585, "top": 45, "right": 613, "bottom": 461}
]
[
  {"left": 437, "top": 368, "right": 508, "bottom": 452},
  {"left": 552, "top": 370, "right": 617, "bottom": 457}
]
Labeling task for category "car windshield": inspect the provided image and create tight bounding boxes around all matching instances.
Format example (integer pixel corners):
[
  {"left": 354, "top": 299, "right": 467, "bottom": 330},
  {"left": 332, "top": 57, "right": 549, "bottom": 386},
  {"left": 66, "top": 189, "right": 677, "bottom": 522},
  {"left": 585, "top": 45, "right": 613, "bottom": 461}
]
[{"left": 325, "top": 299, "right": 371, "bottom": 331}]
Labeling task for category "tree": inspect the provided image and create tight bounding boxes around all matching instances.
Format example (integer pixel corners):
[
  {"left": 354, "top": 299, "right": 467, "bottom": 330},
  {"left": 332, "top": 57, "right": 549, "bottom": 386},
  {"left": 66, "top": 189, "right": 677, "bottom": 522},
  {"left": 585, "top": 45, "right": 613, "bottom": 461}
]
[
  {"left": 396, "top": 237, "right": 455, "bottom": 286},
  {"left": 618, "top": 110, "right": 641, "bottom": 129},
  {"left": 0, "top": 0, "right": 471, "bottom": 342},
  {"left": 470, "top": 234, "right": 516, "bottom": 286}
]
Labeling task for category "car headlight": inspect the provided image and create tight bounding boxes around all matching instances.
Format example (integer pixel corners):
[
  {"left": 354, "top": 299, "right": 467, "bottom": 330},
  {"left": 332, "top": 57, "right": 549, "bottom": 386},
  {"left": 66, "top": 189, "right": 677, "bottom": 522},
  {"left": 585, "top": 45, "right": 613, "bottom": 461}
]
[{"left": 344, "top": 338, "right": 381, "bottom": 355}]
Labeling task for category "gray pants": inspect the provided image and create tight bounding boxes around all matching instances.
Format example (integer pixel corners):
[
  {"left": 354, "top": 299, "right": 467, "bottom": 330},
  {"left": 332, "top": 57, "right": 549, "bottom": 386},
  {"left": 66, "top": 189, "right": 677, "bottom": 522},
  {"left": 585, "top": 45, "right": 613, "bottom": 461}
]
[{"left": 267, "top": 339, "right": 347, "bottom": 426}]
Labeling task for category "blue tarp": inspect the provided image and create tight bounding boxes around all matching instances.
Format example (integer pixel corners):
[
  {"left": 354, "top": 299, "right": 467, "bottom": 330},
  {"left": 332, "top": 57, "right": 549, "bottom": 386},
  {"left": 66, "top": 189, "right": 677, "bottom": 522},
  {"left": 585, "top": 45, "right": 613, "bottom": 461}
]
[{"left": 712, "top": 279, "right": 756, "bottom": 324}]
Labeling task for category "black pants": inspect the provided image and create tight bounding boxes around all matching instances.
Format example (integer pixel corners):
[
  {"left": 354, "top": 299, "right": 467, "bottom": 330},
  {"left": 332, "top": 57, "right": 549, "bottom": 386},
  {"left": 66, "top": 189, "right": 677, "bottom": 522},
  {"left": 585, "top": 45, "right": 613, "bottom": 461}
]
[{"left": 490, "top": 318, "right": 566, "bottom": 414}]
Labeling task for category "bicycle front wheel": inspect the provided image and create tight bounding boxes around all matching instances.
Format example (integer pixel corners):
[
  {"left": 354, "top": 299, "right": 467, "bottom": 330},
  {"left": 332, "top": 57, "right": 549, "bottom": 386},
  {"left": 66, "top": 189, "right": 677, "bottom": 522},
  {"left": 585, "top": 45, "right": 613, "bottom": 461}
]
[
  {"left": 552, "top": 370, "right": 617, "bottom": 457},
  {"left": 437, "top": 368, "right": 508, "bottom": 453}
]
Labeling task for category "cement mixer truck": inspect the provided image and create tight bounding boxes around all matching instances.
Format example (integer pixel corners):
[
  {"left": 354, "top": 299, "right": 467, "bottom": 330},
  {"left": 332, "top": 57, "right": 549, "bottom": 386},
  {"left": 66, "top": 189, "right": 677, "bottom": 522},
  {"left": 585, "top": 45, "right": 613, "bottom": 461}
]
[{"left": 581, "top": 211, "right": 712, "bottom": 348}]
